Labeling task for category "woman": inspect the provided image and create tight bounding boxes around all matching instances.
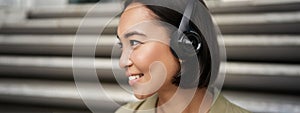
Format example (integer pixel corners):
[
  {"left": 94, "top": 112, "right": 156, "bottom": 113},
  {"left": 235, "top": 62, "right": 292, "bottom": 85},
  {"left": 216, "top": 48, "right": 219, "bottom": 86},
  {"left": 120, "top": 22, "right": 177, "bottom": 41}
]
[{"left": 115, "top": 0, "right": 250, "bottom": 113}]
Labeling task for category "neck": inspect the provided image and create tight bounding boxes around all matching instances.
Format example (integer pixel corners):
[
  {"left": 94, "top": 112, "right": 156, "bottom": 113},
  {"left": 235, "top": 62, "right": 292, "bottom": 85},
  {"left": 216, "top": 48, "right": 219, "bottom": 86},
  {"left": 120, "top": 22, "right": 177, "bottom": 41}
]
[{"left": 156, "top": 86, "right": 212, "bottom": 113}]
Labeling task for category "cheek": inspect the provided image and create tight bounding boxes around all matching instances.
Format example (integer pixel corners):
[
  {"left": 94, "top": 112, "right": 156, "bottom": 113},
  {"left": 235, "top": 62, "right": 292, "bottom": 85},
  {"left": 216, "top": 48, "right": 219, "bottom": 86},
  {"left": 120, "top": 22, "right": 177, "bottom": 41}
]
[
  {"left": 131, "top": 43, "right": 163, "bottom": 71},
  {"left": 131, "top": 43, "right": 179, "bottom": 78}
]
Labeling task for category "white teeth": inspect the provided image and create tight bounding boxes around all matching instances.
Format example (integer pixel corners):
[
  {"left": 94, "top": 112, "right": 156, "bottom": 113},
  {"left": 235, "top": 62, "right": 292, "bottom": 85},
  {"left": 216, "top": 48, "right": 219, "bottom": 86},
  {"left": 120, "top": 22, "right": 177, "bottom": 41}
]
[{"left": 128, "top": 74, "right": 142, "bottom": 80}]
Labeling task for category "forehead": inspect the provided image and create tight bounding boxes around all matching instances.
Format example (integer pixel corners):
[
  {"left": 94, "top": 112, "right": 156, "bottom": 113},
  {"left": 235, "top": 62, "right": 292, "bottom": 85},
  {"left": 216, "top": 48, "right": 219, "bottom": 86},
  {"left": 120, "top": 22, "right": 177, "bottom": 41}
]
[{"left": 118, "top": 3, "right": 157, "bottom": 35}]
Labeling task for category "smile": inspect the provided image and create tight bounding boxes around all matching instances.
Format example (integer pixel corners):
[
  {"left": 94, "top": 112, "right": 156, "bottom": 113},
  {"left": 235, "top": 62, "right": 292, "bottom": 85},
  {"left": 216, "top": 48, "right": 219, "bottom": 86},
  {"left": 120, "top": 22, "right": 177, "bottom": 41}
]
[
  {"left": 128, "top": 74, "right": 144, "bottom": 86},
  {"left": 129, "top": 74, "right": 144, "bottom": 80}
]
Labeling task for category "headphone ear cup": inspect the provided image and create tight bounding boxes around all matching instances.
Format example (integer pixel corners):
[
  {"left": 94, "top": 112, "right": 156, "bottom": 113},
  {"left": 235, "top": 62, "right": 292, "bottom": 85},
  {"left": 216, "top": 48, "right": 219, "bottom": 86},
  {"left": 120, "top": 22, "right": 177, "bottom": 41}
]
[
  {"left": 170, "top": 31, "right": 202, "bottom": 59},
  {"left": 184, "top": 31, "right": 202, "bottom": 55}
]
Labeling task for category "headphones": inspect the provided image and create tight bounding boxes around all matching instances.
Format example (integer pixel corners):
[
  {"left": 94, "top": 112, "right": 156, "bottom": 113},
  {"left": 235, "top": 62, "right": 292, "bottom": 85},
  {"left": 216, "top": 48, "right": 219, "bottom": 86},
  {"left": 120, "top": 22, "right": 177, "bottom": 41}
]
[{"left": 170, "top": 0, "right": 203, "bottom": 59}]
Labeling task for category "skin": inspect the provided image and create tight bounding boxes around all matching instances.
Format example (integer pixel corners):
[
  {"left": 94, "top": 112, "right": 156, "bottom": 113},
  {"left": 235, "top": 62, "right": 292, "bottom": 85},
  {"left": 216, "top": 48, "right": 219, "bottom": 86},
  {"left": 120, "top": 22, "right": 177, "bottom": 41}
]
[{"left": 117, "top": 3, "right": 210, "bottom": 113}]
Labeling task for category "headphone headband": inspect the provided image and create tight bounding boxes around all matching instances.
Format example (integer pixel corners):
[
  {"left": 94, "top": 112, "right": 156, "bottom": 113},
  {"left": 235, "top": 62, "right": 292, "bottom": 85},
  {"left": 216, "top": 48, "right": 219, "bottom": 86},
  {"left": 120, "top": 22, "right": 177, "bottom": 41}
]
[
  {"left": 171, "top": 0, "right": 202, "bottom": 59},
  {"left": 178, "top": 0, "right": 195, "bottom": 33}
]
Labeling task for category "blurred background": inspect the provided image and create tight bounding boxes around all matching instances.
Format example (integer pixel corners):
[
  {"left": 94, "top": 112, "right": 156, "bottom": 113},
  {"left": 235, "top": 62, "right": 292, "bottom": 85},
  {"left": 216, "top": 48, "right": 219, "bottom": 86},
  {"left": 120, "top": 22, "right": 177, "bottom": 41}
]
[{"left": 0, "top": 0, "right": 300, "bottom": 113}]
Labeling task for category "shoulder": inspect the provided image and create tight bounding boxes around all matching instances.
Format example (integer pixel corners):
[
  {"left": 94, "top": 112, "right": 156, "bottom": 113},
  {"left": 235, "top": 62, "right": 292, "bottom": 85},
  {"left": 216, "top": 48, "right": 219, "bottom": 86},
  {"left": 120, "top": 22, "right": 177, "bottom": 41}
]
[
  {"left": 115, "top": 94, "right": 158, "bottom": 113},
  {"left": 210, "top": 94, "right": 251, "bottom": 113}
]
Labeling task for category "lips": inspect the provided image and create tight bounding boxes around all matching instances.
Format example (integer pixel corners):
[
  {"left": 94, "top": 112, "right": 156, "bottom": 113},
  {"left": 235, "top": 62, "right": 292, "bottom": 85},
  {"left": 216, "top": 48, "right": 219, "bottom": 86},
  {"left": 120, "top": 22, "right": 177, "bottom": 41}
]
[
  {"left": 128, "top": 74, "right": 144, "bottom": 80},
  {"left": 127, "top": 73, "right": 144, "bottom": 86}
]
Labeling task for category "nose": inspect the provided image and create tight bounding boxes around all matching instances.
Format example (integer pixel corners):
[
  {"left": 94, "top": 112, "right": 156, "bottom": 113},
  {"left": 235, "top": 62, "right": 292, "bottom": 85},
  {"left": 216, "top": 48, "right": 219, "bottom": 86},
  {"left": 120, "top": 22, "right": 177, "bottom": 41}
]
[{"left": 119, "top": 49, "right": 133, "bottom": 68}]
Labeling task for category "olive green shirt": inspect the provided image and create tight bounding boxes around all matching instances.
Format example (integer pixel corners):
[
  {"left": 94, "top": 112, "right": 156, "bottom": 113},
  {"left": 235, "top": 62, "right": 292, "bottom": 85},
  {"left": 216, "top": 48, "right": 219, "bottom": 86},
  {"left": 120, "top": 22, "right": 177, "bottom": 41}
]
[{"left": 115, "top": 94, "right": 251, "bottom": 113}]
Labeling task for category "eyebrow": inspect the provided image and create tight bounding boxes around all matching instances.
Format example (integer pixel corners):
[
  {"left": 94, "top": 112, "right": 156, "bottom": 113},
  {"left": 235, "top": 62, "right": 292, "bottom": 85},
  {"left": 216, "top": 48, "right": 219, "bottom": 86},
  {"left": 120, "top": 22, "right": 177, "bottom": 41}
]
[{"left": 117, "top": 31, "right": 146, "bottom": 39}]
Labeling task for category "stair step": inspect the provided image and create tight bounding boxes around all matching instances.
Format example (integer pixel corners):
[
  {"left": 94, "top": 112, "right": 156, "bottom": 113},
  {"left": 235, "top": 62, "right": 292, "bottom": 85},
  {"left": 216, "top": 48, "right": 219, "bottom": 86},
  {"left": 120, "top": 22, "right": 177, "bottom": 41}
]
[
  {"left": 207, "top": 0, "right": 300, "bottom": 14},
  {"left": 0, "top": 78, "right": 299, "bottom": 113},
  {"left": 0, "top": 56, "right": 123, "bottom": 81},
  {"left": 0, "top": 18, "right": 118, "bottom": 34},
  {"left": 27, "top": 1, "right": 300, "bottom": 19},
  {"left": 223, "top": 35, "right": 300, "bottom": 62},
  {"left": 214, "top": 12, "right": 300, "bottom": 34},
  {"left": 1, "top": 35, "right": 299, "bottom": 62},
  {"left": 0, "top": 35, "right": 117, "bottom": 57},
  {"left": 225, "top": 62, "right": 300, "bottom": 93},
  {"left": 214, "top": 12, "right": 300, "bottom": 25},
  {"left": 0, "top": 56, "right": 299, "bottom": 92},
  {"left": 0, "top": 78, "right": 133, "bottom": 111},
  {"left": 222, "top": 90, "right": 300, "bottom": 113},
  {"left": 28, "top": 3, "right": 121, "bottom": 19},
  {"left": 2, "top": 11, "right": 300, "bottom": 34}
]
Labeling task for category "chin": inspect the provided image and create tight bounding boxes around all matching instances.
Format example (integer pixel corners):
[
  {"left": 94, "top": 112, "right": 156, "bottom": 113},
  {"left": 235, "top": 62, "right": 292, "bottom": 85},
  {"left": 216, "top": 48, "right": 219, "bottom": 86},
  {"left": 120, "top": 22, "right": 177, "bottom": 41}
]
[{"left": 134, "top": 93, "right": 155, "bottom": 100}]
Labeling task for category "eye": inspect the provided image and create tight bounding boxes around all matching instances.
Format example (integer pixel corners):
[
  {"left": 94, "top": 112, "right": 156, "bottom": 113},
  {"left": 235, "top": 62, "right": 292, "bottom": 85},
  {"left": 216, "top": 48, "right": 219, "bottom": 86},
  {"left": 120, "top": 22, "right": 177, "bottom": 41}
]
[{"left": 130, "top": 40, "right": 143, "bottom": 47}]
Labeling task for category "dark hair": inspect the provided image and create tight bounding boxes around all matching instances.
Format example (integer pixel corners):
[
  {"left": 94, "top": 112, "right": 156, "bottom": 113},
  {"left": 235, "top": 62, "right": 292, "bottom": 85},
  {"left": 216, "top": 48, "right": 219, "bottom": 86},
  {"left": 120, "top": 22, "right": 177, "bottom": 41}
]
[{"left": 123, "top": 0, "right": 211, "bottom": 88}]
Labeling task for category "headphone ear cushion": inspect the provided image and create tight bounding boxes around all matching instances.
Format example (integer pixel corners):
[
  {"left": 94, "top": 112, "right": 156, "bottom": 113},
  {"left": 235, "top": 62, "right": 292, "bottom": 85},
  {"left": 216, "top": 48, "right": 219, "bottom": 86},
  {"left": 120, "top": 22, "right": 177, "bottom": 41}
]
[
  {"left": 170, "top": 31, "right": 202, "bottom": 59},
  {"left": 184, "top": 31, "right": 202, "bottom": 55}
]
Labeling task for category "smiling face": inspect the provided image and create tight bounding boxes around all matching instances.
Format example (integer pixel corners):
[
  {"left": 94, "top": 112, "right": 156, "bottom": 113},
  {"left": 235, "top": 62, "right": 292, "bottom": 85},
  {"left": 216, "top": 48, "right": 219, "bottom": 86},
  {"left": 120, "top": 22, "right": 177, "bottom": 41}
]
[{"left": 117, "top": 3, "right": 180, "bottom": 99}]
